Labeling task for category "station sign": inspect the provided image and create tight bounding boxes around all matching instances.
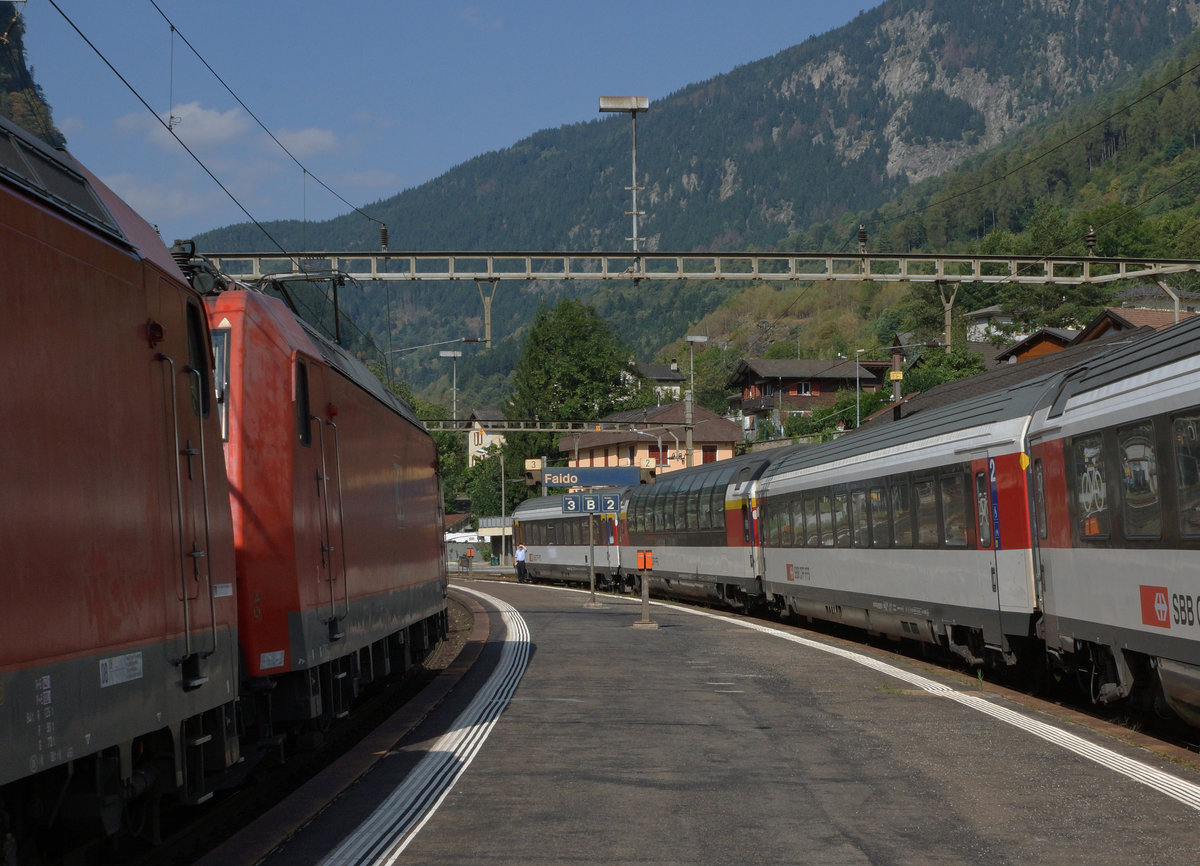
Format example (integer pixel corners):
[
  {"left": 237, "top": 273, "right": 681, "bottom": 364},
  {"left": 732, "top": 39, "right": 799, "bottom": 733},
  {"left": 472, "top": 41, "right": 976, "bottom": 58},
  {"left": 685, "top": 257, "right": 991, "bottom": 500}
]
[
  {"left": 562, "top": 493, "right": 621, "bottom": 514},
  {"left": 542, "top": 467, "right": 641, "bottom": 488}
]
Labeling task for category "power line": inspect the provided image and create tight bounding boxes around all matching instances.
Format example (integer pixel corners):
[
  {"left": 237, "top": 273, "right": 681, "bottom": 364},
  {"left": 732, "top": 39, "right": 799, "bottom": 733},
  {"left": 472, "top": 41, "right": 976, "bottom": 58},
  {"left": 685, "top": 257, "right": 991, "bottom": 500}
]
[
  {"left": 44, "top": 0, "right": 382, "bottom": 360},
  {"left": 146, "top": 0, "right": 387, "bottom": 240},
  {"left": 44, "top": 0, "right": 300, "bottom": 266}
]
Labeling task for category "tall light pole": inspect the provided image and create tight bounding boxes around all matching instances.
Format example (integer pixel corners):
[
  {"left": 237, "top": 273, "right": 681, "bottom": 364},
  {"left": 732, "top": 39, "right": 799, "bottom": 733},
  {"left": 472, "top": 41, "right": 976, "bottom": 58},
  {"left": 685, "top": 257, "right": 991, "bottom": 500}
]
[
  {"left": 599, "top": 96, "right": 649, "bottom": 255},
  {"left": 439, "top": 349, "right": 462, "bottom": 423},
  {"left": 855, "top": 348, "right": 865, "bottom": 428},
  {"left": 685, "top": 335, "right": 707, "bottom": 467}
]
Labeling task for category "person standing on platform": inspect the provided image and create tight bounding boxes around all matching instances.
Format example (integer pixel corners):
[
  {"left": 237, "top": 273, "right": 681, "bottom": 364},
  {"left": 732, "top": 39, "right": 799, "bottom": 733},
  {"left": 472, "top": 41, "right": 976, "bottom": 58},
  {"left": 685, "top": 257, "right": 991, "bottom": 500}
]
[{"left": 515, "top": 543, "right": 528, "bottom": 583}]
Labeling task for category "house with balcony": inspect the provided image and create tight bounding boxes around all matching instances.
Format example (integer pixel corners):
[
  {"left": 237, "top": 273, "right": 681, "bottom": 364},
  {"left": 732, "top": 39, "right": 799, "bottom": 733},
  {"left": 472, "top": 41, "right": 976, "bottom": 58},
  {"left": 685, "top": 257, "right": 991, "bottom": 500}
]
[{"left": 725, "top": 358, "right": 878, "bottom": 435}]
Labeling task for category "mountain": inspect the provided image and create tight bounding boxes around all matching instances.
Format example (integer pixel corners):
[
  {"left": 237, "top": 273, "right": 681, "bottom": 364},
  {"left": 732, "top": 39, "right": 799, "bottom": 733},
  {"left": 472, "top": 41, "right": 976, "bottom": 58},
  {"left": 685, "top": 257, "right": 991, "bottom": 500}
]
[
  {"left": 0, "top": 1, "right": 66, "bottom": 147},
  {"left": 192, "top": 2, "right": 1200, "bottom": 409},
  {"left": 198, "top": 1, "right": 1200, "bottom": 256}
]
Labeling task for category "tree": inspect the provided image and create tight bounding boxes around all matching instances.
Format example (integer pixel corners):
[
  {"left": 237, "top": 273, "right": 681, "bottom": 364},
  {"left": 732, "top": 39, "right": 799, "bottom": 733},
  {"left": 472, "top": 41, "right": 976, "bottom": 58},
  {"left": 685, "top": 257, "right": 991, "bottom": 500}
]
[
  {"left": 783, "top": 387, "right": 892, "bottom": 439},
  {"left": 509, "top": 299, "right": 640, "bottom": 422},
  {"left": 902, "top": 347, "right": 986, "bottom": 395}
]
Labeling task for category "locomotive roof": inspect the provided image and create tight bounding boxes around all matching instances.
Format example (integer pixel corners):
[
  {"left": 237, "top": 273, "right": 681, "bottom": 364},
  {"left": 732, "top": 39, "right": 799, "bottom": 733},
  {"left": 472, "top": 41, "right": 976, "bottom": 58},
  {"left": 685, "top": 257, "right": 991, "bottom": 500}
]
[
  {"left": 1044, "top": 314, "right": 1200, "bottom": 417},
  {"left": 0, "top": 113, "right": 125, "bottom": 245},
  {"left": 290, "top": 310, "right": 426, "bottom": 430}
]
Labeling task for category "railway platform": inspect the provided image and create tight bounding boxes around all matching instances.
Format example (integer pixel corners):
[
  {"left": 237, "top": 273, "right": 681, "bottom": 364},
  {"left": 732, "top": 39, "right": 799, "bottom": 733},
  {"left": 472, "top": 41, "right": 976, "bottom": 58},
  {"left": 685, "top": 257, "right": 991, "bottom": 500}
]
[{"left": 221, "top": 578, "right": 1200, "bottom": 865}]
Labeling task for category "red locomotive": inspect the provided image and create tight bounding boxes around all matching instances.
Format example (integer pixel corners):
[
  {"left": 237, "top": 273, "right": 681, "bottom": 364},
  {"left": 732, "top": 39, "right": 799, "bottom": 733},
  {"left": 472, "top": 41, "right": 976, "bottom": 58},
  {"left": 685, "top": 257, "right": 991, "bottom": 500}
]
[
  {"left": 0, "top": 112, "right": 446, "bottom": 859},
  {"left": 0, "top": 113, "right": 242, "bottom": 847},
  {"left": 205, "top": 284, "right": 447, "bottom": 731}
]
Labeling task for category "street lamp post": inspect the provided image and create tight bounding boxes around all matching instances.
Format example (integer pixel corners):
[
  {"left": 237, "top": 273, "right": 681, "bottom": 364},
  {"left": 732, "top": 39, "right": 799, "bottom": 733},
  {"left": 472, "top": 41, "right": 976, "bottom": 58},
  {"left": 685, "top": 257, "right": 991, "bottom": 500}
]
[
  {"left": 598, "top": 96, "right": 649, "bottom": 255},
  {"left": 855, "top": 348, "right": 865, "bottom": 428},
  {"left": 439, "top": 350, "right": 462, "bottom": 423},
  {"left": 685, "top": 335, "right": 707, "bottom": 467}
]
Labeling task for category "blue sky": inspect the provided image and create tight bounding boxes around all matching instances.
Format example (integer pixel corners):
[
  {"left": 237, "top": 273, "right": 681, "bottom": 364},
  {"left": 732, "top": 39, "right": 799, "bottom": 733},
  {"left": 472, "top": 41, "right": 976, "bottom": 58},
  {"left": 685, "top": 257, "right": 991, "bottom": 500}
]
[{"left": 22, "top": 1, "right": 878, "bottom": 245}]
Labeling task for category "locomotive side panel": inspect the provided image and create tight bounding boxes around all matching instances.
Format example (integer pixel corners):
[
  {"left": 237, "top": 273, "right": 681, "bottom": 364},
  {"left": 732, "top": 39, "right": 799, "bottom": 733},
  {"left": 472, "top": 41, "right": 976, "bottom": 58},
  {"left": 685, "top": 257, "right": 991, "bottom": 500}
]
[
  {"left": 209, "top": 290, "right": 446, "bottom": 722},
  {"left": 2, "top": 153, "right": 239, "bottom": 798}
]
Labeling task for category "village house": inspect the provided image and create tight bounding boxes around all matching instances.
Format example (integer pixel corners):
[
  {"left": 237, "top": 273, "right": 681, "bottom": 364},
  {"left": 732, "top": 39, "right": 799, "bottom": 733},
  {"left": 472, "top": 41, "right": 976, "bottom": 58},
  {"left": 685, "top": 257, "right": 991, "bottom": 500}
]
[
  {"left": 725, "top": 358, "right": 878, "bottom": 436},
  {"left": 558, "top": 402, "right": 742, "bottom": 476}
]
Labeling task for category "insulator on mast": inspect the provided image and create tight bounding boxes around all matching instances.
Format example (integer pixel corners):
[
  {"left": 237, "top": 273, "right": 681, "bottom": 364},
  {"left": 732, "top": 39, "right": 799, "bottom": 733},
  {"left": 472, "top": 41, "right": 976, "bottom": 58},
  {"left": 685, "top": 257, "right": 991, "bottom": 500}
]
[{"left": 380, "top": 224, "right": 389, "bottom": 251}]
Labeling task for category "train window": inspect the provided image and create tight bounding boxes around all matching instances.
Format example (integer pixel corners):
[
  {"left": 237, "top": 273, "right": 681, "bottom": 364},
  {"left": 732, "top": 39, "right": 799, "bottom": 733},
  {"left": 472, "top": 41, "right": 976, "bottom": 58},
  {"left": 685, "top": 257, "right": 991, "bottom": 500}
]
[
  {"left": 1174, "top": 414, "right": 1200, "bottom": 537},
  {"left": 804, "top": 494, "right": 820, "bottom": 547},
  {"left": 975, "top": 471, "right": 993, "bottom": 548},
  {"left": 1072, "top": 434, "right": 1110, "bottom": 539},
  {"left": 710, "top": 482, "right": 727, "bottom": 530},
  {"left": 1118, "top": 424, "right": 1161, "bottom": 538},
  {"left": 790, "top": 497, "right": 805, "bottom": 548},
  {"left": 851, "top": 489, "right": 869, "bottom": 547},
  {"left": 684, "top": 477, "right": 703, "bottom": 531},
  {"left": 653, "top": 487, "right": 669, "bottom": 534},
  {"left": 818, "top": 491, "right": 835, "bottom": 546},
  {"left": 869, "top": 486, "right": 891, "bottom": 548},
  {"left": 211, "top": 327, "right": 231, "bottom": 441},
  {"left": 295, "top": 359, "right": 312, "bottom": 447},
  {"left": 891, "top": 481, "right": 913, "bottom": 547},
  {"left": 940, "top": 473, "right": 973, "bottom": 547},
  {"left": 833, "top": 490, "right": 851, "bottom": 548},
  {"left": 696, "top": 473, "right": 713, "bottom": 530},
  {"left": 764, "top": 501, "right": 779, "bottom": 546},
  {"left": 186, "top": 304, "right": 212, "bottom": 418},
  {"left": 777, "top": 496, "right": 796, "bottom": 542},
  {"left": 914, "top": 478, "right": 939, "bottom": 546},
  {"left": 672, "top": 486, "right": 688, "bottom": 533}
]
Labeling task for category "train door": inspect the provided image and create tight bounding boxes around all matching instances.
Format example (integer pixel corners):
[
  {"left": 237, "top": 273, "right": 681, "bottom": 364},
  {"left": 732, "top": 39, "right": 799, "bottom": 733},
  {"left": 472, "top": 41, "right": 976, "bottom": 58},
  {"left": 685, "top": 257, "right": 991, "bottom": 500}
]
[
  {"left": 160, "top": 298, "right": 222, "bottom": 690},
  {"left": 735, "top": 467, "right": 759, "bottom": 582},
  {"left": 971, "top": 452, "right": 1010, "bottom": 650},
  {"left": 297, "top": 357, "right": 348, "bottom": 643}
]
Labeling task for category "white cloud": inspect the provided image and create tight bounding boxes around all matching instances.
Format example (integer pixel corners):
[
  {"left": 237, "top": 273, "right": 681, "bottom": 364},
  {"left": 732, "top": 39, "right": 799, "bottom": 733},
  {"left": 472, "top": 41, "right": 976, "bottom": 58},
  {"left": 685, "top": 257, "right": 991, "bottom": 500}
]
[
  {"left": 100, "top": 171, "right": 225, "bottom": 226},
  {"left": 58, "top": 116, "right": 85, "bottom": 138},
  {"left": 116, "top": 102, "right": 253, "bottom": 154},
  {"left": 270, "top": 127, "right": 341, "bottom": 159}
]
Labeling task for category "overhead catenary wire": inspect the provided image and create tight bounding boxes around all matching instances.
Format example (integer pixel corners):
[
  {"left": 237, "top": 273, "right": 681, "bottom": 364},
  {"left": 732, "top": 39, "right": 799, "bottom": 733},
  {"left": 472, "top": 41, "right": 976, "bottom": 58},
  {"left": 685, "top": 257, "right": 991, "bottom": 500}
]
[
  {"left": 42, "top": 1, "right": 392, "bottom": 364},
  {"left": 145, "top": 0, "right": 387, "bottom": 242},
  {"left": 43, "top": 0, "right": 301, "bottom": 270}
]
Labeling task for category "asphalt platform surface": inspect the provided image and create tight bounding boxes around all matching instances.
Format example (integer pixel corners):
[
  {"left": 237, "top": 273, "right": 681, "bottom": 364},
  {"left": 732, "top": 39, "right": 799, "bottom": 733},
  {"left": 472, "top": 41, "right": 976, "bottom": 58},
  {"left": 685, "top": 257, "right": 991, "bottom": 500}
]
[{"left": 251, "top": 576, "right": 1200, "bottom": 865}]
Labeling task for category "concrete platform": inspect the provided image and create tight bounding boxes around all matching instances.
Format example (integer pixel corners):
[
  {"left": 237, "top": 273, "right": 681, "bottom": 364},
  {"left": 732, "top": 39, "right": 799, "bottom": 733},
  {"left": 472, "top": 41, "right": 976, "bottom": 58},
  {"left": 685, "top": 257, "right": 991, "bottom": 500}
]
[{"left": 262, "top": 579, "right": 1200, "bottom": 865}]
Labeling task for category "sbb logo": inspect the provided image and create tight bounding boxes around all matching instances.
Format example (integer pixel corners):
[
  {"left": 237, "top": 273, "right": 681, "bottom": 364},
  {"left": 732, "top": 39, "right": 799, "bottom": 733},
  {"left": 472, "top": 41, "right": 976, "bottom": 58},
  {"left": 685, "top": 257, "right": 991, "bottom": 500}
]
[{"left": 1140, "top": 585, "right": 1170, "bottom": 629}]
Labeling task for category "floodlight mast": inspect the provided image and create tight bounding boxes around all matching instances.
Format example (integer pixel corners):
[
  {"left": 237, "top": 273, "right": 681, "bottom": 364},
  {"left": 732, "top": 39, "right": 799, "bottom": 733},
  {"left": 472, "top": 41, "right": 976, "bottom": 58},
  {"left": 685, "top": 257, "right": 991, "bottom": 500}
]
[{"left": 599, "top": 96, "right": 649, "bottom": 255}]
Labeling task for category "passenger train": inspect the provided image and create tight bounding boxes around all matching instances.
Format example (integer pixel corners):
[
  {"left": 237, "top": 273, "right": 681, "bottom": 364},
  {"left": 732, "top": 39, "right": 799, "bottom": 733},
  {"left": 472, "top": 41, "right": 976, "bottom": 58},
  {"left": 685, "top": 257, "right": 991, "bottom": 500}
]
[
  {"left": 514, "top": 319, "right": 1200, "bottom": 731},
  {"left": 0, "top": 113, "right": 446, "bottom": 859}
]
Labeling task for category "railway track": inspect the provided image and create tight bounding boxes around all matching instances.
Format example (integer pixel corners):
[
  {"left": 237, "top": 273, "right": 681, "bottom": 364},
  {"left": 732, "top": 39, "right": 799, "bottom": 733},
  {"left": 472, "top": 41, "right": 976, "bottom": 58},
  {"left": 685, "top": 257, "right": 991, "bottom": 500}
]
[{"left": 86, "top": 598, "right": 475, "bottom": 866}]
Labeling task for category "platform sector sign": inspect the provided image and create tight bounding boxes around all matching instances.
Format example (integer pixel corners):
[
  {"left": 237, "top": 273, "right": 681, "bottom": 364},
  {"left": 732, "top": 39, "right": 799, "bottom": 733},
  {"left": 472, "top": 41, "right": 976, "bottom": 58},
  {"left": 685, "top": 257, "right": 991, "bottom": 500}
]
[{"left": 563, "top": 493, "right": 621, "bottom": 514}]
